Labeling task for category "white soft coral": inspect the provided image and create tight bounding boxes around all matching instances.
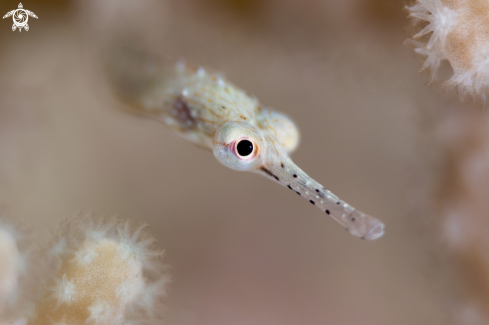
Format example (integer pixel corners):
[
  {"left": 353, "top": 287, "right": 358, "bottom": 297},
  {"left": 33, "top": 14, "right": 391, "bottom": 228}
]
[
  {"left": 407, "top": 0, "right": 489, "bottom": 102},
  {"left": 0, "top": 226, "right": 21, "bottom": 308},
  {"left": 0, "top": 219, "right": 35, "bottom": 322},
  {"left": 30, "top": 213, "right": 170, "bottom": 325}
]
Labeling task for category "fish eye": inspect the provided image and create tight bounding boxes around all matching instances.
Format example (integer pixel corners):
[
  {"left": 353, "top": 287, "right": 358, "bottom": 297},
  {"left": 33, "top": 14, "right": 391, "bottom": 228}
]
[
  {"left": 236, "top": 139, "right": 254, "bottom": 157},
  {"left": 213, "top": 122, "right": 263, "bottom": 171}
]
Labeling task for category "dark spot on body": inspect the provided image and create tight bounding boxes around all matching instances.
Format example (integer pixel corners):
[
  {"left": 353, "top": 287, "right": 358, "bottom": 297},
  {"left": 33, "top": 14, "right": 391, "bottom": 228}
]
[
  {"left": 293, "top": 174, "right": 297, "bottom": 178},
  {"left": 337, "top": 202, "right": 340, "bottom": 205},
  {"left": 325, "top": 210, "right": 330, "bottom": 214},
  {"left": 295, "top": 191, "right": 301, "bottom": 196},
  {"left": 260, "top": 166, "right": 279, "bottom": 181},
  {"left": 316, "top": 189, "right": 320, "bottom": 193},
  {"left": 221, "top": 106, "right": 226, "bottom": 109},
  {"left": 287, "top": 185, "right": 292, "bottom": 190},
  {"left": 240, "top": 115, "right": 247, "bottom": 120},
  {"left": 172, "top": 96, "right": 197, "bottom": 128},
  {"left": 309, "top": 200, "right": 315, "bottom": 205},
  {"left": 351, "top": 217, "right": 356, "bottom": 222},
  {"left": 281, "top": 162, "right": 284, "bottom": 168}
]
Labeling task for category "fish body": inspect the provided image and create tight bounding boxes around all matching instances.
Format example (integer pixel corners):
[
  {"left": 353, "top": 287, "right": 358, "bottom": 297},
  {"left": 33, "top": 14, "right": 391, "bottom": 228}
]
[{"left": 114, "top": 59, "right": 385, "bottom": 240}]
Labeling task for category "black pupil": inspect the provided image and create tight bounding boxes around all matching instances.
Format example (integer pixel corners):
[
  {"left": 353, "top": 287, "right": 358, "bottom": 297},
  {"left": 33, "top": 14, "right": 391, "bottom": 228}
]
[{"left": 237, "top": 140, "right": 253, "bottom": 157}]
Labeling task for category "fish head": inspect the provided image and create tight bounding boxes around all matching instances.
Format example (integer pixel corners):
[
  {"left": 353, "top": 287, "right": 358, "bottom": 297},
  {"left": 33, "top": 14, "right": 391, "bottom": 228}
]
[{"left": 213, "top": 119, "right": 384, "bottom": 241}]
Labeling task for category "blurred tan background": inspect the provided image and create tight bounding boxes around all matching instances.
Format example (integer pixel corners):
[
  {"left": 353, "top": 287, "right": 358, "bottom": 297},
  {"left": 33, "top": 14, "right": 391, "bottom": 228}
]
[{"left": 0, "top": 0, "right": 481, "bottom": 324}]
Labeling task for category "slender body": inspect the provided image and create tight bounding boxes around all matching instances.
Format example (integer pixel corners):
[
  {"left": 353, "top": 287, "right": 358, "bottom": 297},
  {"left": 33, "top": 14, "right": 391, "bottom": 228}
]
[{"left": 111, "top": 58, "right": 385, "bottom": 240}]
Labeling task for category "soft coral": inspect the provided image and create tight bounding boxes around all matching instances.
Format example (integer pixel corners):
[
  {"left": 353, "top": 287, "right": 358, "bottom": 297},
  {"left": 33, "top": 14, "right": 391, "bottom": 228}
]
[
  {"left": 31, "top": 213, "right": 169, "bottom": 325},
  {"left": 407, "top": 0, "right": 489, "bottom": 102}
]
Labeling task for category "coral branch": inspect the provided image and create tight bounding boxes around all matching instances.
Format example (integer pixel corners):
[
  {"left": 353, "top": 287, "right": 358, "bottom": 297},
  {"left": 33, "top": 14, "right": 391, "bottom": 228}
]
[{"left": 407, "top": 0, "right": 489, "bottom": 102}]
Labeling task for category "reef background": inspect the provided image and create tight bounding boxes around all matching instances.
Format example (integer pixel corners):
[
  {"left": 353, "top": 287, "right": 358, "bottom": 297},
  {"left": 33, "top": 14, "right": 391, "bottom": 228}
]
[{"left": 0, "top": 0, "right": 478, "bottom": 324}]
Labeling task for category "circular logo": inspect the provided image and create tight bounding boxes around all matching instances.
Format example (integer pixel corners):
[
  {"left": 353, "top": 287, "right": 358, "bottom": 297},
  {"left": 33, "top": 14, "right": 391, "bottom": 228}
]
[{"left": 13, "top": 9, "right": 27, "bottom": 27}]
